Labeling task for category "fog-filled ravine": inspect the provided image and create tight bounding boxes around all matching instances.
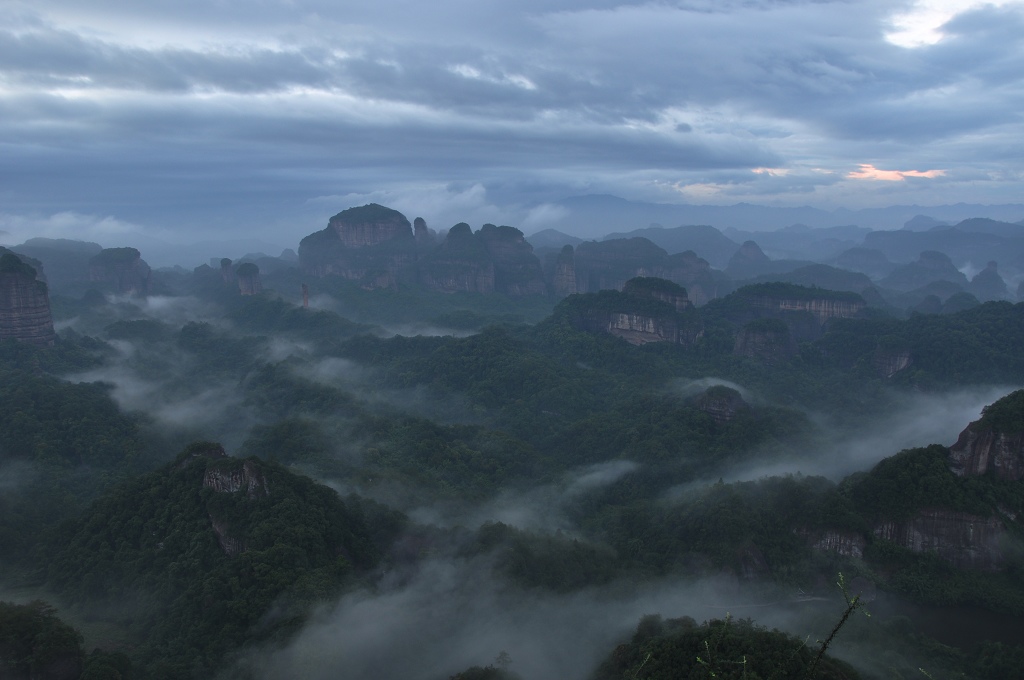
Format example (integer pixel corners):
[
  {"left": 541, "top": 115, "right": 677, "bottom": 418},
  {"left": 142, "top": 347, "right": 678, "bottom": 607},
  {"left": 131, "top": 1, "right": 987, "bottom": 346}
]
[{"left": 2, "top": 206, "right": 1024, "bottom": 680}]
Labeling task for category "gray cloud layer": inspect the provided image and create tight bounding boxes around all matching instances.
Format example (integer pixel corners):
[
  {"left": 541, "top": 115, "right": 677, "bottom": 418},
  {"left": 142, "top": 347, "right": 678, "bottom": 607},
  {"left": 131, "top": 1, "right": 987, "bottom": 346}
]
[{"left": 2, "top": 0, "right": 1022, "bottom": 245}]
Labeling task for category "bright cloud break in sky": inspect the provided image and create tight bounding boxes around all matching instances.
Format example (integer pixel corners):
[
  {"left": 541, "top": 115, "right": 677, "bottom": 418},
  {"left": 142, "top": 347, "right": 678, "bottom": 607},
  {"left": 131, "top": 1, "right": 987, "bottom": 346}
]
[{"left": 847, "top": 164, "right": 947, "bottom": 181}]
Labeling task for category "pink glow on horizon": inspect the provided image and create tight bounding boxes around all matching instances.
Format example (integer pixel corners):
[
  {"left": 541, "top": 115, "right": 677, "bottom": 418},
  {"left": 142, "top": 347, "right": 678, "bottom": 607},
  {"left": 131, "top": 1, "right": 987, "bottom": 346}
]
[{"left": 847, "top": 164, "right": 946, "bottom": 181}]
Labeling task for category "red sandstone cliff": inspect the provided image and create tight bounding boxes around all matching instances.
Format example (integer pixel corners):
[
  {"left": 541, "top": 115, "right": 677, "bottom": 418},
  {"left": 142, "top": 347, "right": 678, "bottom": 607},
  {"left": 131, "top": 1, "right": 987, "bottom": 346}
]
[{"left": 0, "top": 252, "right": 56, "bottom": 346}]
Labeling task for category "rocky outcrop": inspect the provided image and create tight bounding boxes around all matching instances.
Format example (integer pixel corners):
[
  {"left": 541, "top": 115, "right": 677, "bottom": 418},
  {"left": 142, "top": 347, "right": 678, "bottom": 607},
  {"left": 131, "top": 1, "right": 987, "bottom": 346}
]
[
  {"left": 948, "top": 391, "right": 1024, "bottom": 481},
  {"left": 873, "top": 510, "right": 1007, "bottom": 571},
  {"left": 662, "top": 251, "right": 719, "bottom": 306},
  {"left": 478, "top": 224, "right": 547, "bottom": 295},
  {"left": 299, "top": 204, "right": 417, "bottom": 288},
  {"left": 329, "top": 203, "right": 414, "bottom": 248},
  {"left": 874, "top": 346, "right": 913, "bottom": 378},
  {"left": 220, "top": 258, "right": 235, "bottom": 285},
  {"left": 418, "top": 222, "right": 546, "bottom": 295},
  {"left": 733, "top": 319, "right": 794, "bottom": 364},
  {"left": 236, "top": 262, "right": 262, "bottom": 295},
  {"left": 89, "top": 247, "right": 151, "bottom": 295},
  {"left": 696, "top": 385, "right": 748, "bottom": 424},
  {"left": 418, "top": 223, "right": 496, "bottom": 293},
  {"left": 413, "top": 216, "right": 435, "bottom": 247},
  {"left": 811, "top": 530, "right": 866, "bottom": 559},
  {"left": 210, "top": 515, "right": 246, "bottom": 556},
  {"left": 203, "top": 459, "right": 270, "bottom": 499},
  {"left": 741, "top": 292, "right": 866, "bottom": 325},
  {"left": 622, "top": 276, "right": 691, "bottom": 311},
  {"left": 565, "top": 277, "right": 703, "bottom": 346},
  {"left": 0, "top": 252, "right": 56, "bottom": 346},
  {"left": 549, "top": 245, "right": 577, "bottom": 298}
]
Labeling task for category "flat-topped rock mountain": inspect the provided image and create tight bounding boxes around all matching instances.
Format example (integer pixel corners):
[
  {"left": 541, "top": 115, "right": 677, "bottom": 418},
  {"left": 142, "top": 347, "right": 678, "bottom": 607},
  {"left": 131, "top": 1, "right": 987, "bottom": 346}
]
[
  {"left": 299, "top": 204, "right": 547, "bottom": 294},
  {"left": 89, "top": 247, "right": 152, "bottom": 295},
  {"left": 298, "top": 204, "right": 418, "bottom": 287},
  {"left": 561, "top": 276, "right": 703, "bottom": 346}
]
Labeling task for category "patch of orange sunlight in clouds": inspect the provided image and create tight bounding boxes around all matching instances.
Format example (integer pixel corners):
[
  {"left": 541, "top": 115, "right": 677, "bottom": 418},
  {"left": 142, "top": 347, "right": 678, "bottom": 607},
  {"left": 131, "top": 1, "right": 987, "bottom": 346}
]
[{"left": 847, "top": 164, "right": 946, "bottom": 181}]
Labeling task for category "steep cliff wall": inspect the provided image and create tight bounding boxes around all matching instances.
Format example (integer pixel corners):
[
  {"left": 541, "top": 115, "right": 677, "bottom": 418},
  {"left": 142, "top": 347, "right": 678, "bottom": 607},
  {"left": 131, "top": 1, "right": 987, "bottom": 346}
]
[
  {"left": 566, "top": 277, "right": 703, "bottom": 346},
  {"left": 203, "top": 459, "right": 270, "bottom": 499},
  {"left": 235, "top": 262, "right": 262, "bottom": 296},
  {"left": 89, "top": 247, "right": 151, "bottom": 295},
  {"left": 810, "top": 530, "right": 866, "bottom": 559},
  {"left": 874, "top": 347, "right": 913, "bottom": 378},
  {"left": 0, "top": 252, "right": 56, "bottom": 346},
  {"left": 550, "top": 245, "right": 577, "bottom": 298},
  {"left": 733, "top": 319, "right": 794, "bottom": 364},
  {"left": 479, "top": 224, "right": 547, "bottom": 295},
  {"left": 299, "top": 204, "right": 417, "bottom": 288},
  {"left": 328, "top": 203, "right": 414, "bottom": 247},
  {"left": 418, "top": 222, "right": 545, "bottom": 295},
  {"left": 696, "top": 385, "right": 748, "bottom": 424},
  {"left": 949, "top": 429, "right": 1024, "bottom": 481},
  {"left": 873, "top": 509, "right": 1007, "bottom": 571},
  {"left": 742, "top": 294, "right": 865, "bottom": 325}
]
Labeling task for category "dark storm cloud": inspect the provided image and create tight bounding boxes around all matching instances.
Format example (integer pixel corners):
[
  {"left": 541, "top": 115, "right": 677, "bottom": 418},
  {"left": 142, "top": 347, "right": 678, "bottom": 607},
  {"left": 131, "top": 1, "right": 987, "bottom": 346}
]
[{"left": 2, "top": 0, "right": 1023, "bottom": 243}]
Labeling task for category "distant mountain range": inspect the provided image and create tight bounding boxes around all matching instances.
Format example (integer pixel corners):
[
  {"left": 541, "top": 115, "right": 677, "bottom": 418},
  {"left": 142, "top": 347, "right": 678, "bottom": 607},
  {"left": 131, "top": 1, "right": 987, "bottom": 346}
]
[{"left": 537, "top": 194, "right": 1024, "bottom": 234}]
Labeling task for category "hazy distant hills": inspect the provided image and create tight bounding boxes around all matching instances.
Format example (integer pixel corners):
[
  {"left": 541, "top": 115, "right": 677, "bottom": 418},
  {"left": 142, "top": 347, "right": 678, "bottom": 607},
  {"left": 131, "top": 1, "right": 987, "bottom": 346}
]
[{"left": 547, "top": 193, "right": 1024, "bottom": 233}]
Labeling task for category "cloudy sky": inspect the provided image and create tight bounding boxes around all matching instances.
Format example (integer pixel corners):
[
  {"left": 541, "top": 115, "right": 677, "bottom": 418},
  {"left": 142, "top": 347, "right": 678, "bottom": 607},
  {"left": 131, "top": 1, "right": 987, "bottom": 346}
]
[{"left": 1, "top": 0, "right": 1022, "bottom": 247}]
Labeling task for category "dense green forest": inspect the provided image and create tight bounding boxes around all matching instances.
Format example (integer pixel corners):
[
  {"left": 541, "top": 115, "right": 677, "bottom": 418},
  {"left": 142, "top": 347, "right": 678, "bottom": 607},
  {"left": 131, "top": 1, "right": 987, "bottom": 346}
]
[{"left": 2, "top": 271, "right": 1024, "bottom": 680}]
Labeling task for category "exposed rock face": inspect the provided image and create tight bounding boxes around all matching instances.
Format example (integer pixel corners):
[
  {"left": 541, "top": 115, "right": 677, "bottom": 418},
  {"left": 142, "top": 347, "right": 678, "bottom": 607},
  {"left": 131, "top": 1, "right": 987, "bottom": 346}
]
[
  {"left": 299, "top": 204, "right": 417, "bottom": 288},
  {"left": 418, "top": 222, "right": 546, "bottom": 295},
  {"left": 696, "top": 385, "right": 748, "bottom": 424},
  {"left": 418, "top": 223, "right": 496, "bottom": 293},
  {"left": 413, "top": 217, "right": 434, "bottom": 246},
  {"left": 203, "top": 459, "right": 270, "bottom": 499},
  {"left": 874, "top": 347, "right": 913, "bottom": 378},
  {"left": 220, "top": 258, "right": 235, "bottom": 284},
  {"left": 873, "top": 510, "right": 1007, "bottom": 571},
  {"left": 210, "top": 515, "right": 246, "bottom": 556},
  {"left": 236, "top": 262, "right": 262, "bottom": 295},
  {"left": 623, "top": 276, "right": 691, "bottom": 311},
  {"left": 550, "top": 245, "right": 577, "bottom": 298},
  {"left": 328, "top": 203, "right": 414, "bottom": 248},
  {"left": 733, "top": 319, "right": 794, "bottom": 364},
  {"left": 0, "top": 252, "right": 56, "bottom": 346},
  {"left": 566, "top": 277, "right": 703, "bottom": 346},
  {"left": 604, "top": 313, "right": 682, "bottom": 345},
  {"left": 741, "top": 292, "right": 865, "bottom": 325},
  {"left": 662, "top": 251, "right": 719, "bottom": 306},
  {"left": 811, "top": 530, "right": 866, "bottom": 559},
  {"left": 478, "top": 224, "right": 547, "bottom": 295},
  {"left": 949, "top": 428, "right": 1024, "bottom": 480},
  {"left": 89, "top": 247, "right": 151, "bottom": 295},
  {"left": 721, "top": 284, "right": 866, "bottom": 344}
]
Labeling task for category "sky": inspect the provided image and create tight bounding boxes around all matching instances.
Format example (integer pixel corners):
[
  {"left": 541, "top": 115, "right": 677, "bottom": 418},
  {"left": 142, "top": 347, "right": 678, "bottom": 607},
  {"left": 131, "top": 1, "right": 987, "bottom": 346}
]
[{"left": 1, "top": 0, "right": 1023, "bottom": 248}]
